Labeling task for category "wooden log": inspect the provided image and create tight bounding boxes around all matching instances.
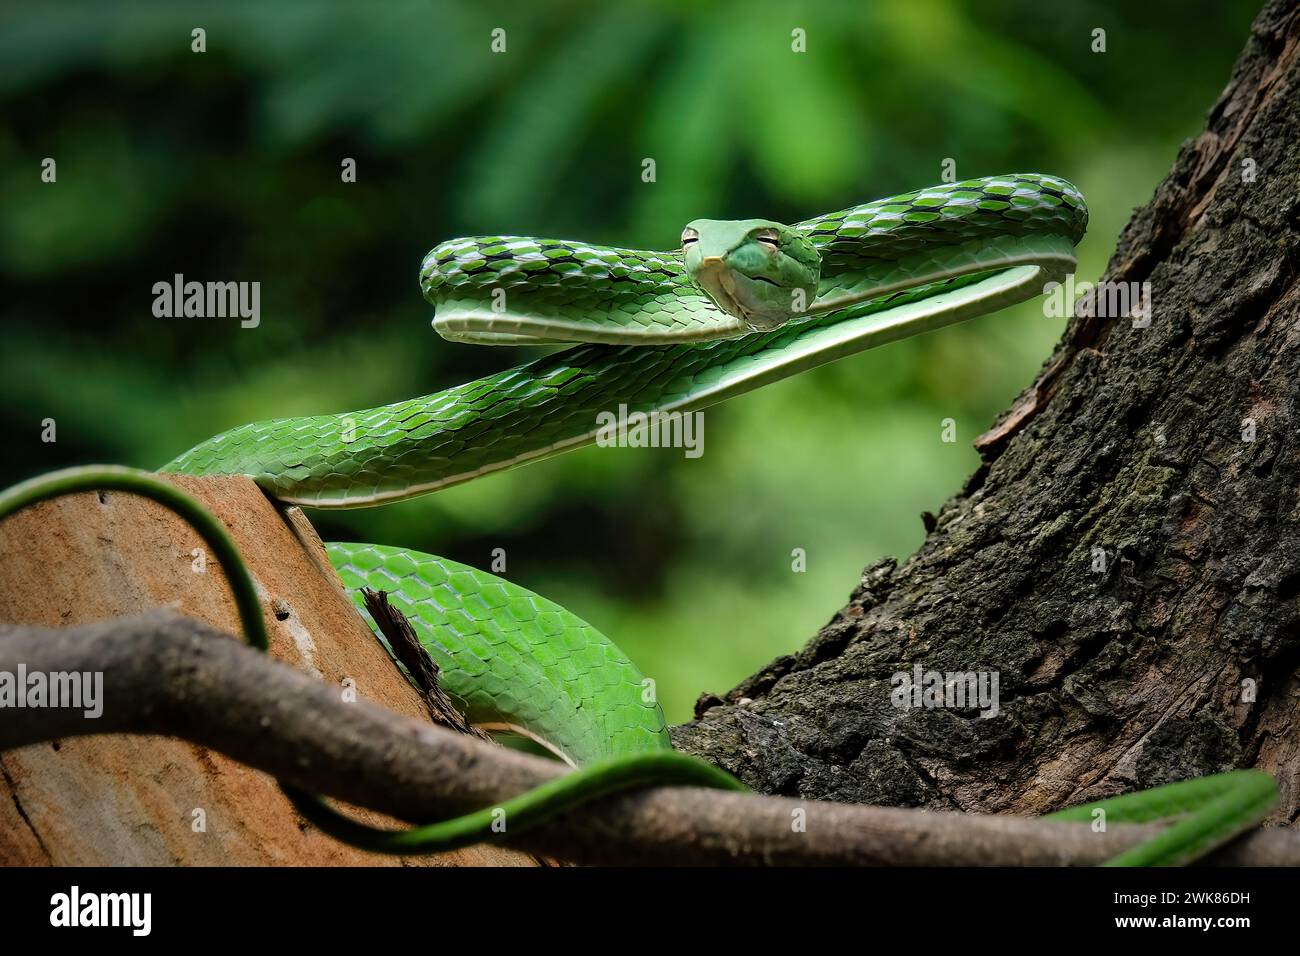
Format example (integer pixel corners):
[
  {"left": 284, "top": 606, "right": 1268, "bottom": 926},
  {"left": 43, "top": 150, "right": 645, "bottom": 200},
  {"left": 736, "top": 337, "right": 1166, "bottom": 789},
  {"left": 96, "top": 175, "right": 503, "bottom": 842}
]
[{"left": 0, "top": 472, "right": 533, "bottom": 866}]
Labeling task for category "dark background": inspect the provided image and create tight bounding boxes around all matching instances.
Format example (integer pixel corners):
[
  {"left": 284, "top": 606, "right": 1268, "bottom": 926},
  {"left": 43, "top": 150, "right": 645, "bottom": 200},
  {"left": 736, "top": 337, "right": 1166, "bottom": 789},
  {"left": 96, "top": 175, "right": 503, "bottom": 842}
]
[{"left": 0, "top": 0, "right": 1261, "bottom": 720}]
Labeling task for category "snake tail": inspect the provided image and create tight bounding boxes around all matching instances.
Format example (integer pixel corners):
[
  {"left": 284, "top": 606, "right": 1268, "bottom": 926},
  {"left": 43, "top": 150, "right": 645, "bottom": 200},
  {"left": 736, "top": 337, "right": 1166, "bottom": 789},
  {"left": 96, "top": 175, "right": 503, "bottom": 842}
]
[
  {"left": 287, "top": 750, "right": 747, "bottom": 855},
  {"left": 1044, "top": 770, "right": 1279, "bottom": 867}
]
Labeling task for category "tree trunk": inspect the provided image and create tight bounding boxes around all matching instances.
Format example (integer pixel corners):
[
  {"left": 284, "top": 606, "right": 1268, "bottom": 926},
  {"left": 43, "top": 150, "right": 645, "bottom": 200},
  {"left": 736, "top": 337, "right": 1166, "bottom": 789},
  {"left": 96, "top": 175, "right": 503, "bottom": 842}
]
[{"left": 674, "top": 0, "right": 1300, "bottom": 826}]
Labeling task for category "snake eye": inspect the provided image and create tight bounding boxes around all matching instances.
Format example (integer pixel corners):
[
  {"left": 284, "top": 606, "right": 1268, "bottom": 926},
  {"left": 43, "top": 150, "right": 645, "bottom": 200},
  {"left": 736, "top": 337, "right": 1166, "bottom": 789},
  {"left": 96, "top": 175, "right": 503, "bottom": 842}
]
[{"left": 680, "top": 228, "right": 699, "bottom": 246}]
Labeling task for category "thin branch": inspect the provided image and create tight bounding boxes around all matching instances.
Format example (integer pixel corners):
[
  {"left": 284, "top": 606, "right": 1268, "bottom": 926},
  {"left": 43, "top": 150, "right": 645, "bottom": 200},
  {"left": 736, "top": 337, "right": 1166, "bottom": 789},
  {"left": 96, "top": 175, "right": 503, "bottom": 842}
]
[{"left": 2, "top": 610, "right": 1297, "bottom": 866}]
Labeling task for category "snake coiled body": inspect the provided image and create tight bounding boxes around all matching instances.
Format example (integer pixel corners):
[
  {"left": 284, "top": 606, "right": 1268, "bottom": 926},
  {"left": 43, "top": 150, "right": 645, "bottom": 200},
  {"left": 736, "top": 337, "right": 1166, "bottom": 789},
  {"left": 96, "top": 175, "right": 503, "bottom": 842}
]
[
  {"left": 167, "top": 174, "right": 1085, "bottom": 506},
  {"left": 165, "top": 174, "right": 1087, "bottom": 765},
  {"left": 6, "top": 174, "right": 1280, "bottom": 862}
]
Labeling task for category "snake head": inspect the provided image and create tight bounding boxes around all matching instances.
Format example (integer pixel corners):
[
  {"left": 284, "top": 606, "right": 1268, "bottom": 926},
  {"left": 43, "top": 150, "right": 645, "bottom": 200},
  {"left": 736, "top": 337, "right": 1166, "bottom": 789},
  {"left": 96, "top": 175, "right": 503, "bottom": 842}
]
[{"left": 681, "top": 219, "right": 821, "bottom": 330}]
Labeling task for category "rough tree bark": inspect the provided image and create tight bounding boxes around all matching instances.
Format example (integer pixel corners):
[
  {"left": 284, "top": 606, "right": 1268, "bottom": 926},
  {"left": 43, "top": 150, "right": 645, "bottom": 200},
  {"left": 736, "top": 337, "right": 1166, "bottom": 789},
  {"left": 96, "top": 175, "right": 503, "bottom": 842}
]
[{"left": 675, "top": 0, "right": 1300, "bottom": 826}]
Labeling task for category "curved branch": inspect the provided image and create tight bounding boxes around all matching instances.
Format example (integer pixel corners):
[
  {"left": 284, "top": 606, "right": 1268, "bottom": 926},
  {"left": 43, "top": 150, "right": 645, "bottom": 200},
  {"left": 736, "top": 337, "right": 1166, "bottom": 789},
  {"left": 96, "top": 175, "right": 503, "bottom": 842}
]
[{"left": 2, "top": 610, "right": 1297, "bottom": 866}]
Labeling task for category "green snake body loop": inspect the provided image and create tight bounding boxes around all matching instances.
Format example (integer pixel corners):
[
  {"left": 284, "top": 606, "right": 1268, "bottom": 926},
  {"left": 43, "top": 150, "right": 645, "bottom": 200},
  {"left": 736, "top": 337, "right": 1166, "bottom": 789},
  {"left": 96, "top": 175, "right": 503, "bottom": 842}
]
[
  {"left": 3, "top": 176, "right": 1281, "bottom": 863},
  {"left": 420, "top": 174, "right": 1085, "bottom": 345},
  {"left": 328, "top": 541, "right": 668, "bottom": 764},
  {"left": 166, "top": 174, "right": 1086, "bottom": 508},
  {"left": 166, "top": 261, "right": 1046, "bottom": 506}
]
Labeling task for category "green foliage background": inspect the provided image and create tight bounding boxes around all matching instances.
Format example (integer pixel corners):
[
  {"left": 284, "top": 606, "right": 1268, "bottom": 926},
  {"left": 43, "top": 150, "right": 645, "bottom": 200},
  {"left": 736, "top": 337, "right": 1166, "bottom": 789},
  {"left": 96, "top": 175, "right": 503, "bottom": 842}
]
[{"left": 0, "top": 0, "right": 1260, "bottom": 722}]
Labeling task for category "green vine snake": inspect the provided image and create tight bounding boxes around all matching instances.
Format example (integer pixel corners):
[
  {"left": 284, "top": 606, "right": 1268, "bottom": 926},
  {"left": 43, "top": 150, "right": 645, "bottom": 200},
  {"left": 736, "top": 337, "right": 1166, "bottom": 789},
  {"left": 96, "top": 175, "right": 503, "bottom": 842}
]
[{"left": 0, "top": 174, "right": 1278, "bottom": 864}]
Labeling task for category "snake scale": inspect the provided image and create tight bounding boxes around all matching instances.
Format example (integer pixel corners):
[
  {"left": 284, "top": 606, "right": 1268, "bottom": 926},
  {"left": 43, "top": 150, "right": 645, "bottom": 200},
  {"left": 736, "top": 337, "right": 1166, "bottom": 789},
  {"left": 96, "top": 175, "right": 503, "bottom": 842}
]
[{"left": 0, "top": 174, "right": 1278, "bottom": 864}]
